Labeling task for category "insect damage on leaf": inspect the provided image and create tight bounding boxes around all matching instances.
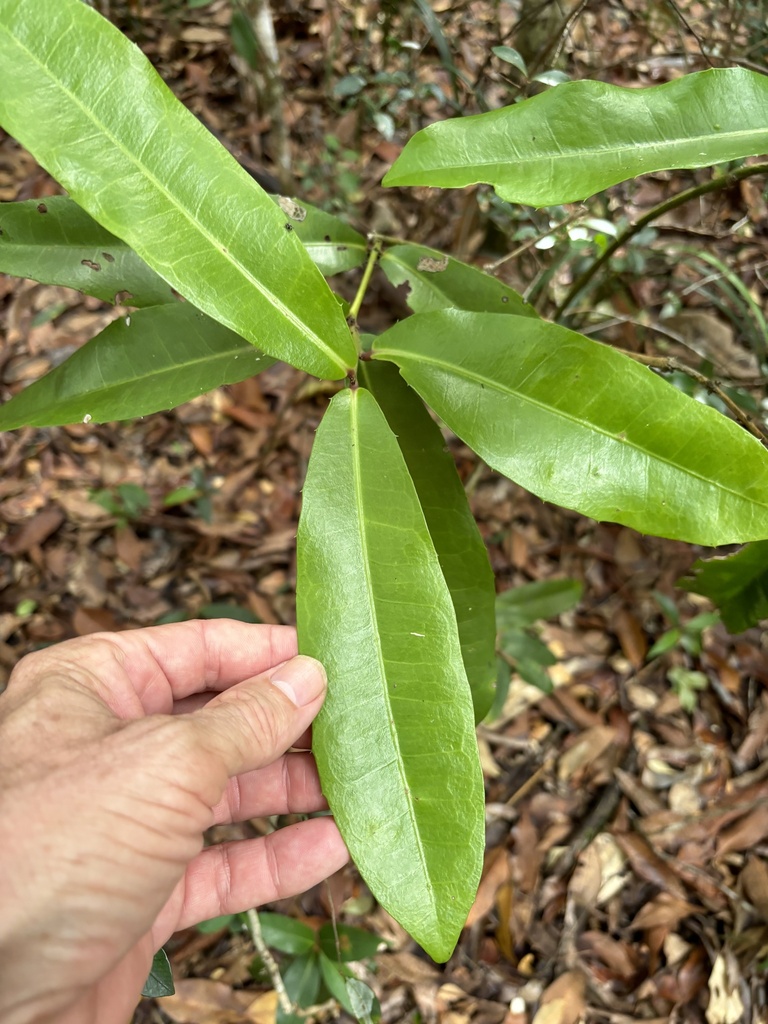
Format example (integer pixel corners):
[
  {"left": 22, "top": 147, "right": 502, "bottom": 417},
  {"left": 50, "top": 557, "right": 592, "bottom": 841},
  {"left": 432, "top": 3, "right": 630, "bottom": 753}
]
[
  {"left": 417, "top": 255, "right": 449, "bottom": 272},
  {"left": 277, "top": 196, "right": 308, "bottom": 221}
]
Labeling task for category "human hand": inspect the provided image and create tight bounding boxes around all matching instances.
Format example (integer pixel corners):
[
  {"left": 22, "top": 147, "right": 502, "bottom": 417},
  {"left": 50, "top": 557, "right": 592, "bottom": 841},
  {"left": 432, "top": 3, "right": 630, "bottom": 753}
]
[{"left": 0, "top": 620, "right": 348, "bottom": 1024}]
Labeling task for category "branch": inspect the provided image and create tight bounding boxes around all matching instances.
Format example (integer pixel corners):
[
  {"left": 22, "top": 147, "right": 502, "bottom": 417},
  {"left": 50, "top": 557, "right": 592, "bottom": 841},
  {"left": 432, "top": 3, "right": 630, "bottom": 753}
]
[{"left": 554, "top": 162, "right": 768, "bottom": 319}]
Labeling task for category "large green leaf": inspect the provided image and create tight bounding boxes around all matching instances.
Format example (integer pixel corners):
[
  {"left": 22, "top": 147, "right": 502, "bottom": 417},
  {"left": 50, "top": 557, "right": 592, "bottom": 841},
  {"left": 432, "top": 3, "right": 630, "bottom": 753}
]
[
  {"left": 679, "top": 542, "right": 768, "bottom": 633},
  {"left": 0, "top": 303, "right": 274, "bottom": 429},
  {"left": 0, "top": 0, "right": 356, "bottom": 379},
  {"left": 359, "top": 360, "right": 496, "bottom": 722},
  {"left": 296, "top": 387, "right": 484, "bottom": 962},
  {"left": 383, "top": 68, "right": 768, "bottom": 206},
  {"left": 381, "top": 243, "right": 535, "bottom": 317},
  {"left": 373, "top": 310, "right": 768, "bottom": 546},
  {"left": 272, "top": 197, "right": 367, "bottom": 276},
  {"left": 0, "top": 197, "right": 173, "bottom": 307}
]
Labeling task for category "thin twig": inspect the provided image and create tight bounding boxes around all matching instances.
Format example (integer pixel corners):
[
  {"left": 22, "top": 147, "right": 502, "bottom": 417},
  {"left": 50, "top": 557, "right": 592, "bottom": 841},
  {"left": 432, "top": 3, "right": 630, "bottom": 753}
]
[
  {"left": 616, "top": 347, "right": 768, "bottom": 443},
  {"left": 665, "top": 0, "right": 715, "bottom": 67},
  {"left": 245, "top": 909, "right": 294, "bottom": 1016},
  {"left": 554, "top": 162, "right": 768, "bottom": 319}
]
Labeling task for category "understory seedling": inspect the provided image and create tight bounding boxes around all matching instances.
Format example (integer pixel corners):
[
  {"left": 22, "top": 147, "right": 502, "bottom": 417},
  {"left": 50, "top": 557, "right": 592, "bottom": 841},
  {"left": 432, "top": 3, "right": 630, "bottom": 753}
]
[{"left": 2, "top": 0, "right": 768, "bottom": 963}]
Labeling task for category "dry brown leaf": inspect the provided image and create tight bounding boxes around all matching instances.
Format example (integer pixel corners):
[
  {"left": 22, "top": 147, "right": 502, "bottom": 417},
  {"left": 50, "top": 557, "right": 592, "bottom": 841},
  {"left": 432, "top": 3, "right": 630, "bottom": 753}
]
[
  {"left": 160, "top": 977, "right": 264, "bottom": 1023},
  {"left": 569, "top": 833, "right": 627, "bottom": 910},
  {"left": 741, "top": 856, "right": 768, "bottom": 923},
  {"left": 531, "top": 971, "right": 585, "bottom": 1024},
  {"left": 717, "top": 805, "right": 768, "bottom": 857},
  {"left": 466, "top": 846, "right": 509, "bottom": 928},
  {"left": 1, "top": 504, "right": 64, "bottom": 554},
  {"left": 706, "top": 950, "right": 744, "bottom": 1024},
  {"left": 614, "top": 832, "right": 688, "bottom": 899},
  {"left": 630, "top": 892, "right": 698, "bottom": 931},
  {"left": 557, "top": 725, "right": 616, "bottom": 783}
]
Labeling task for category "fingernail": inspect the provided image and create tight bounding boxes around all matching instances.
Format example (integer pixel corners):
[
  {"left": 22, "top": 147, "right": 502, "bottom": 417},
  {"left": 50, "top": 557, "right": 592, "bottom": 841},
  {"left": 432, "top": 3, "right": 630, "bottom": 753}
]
[{"left": 270, "top": 656, "right": 327, "bottom": 707}]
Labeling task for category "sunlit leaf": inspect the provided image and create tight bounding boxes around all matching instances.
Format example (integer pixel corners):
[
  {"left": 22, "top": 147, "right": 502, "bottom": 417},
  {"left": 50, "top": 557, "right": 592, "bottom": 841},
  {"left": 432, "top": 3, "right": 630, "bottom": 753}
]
[
  {"left": 0, "top": 0, "right": 356, "bottom": 378},
  {"left": 360, "top": 360, "right": 496, "bottom": 721},
  {"left": 373, "top": 310, "right": 768, "bottom": 545},
  {"left": 296, "top": 387, "right": 484, "bottom": 962},
  {"left": 0, "top": 304, "right": 274, "bottom": 429},
  {"left": 383, "top": 68, "right": 768, "bottom": 205}
]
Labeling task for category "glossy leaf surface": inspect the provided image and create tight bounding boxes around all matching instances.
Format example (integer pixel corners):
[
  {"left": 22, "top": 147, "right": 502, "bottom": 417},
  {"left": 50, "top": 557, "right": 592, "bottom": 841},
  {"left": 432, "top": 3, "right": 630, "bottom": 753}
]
[
  {"left": 360, "top": 360, "right": 496, "bottom": 722},
  {"left": 680, "top": 542, "right": 768, "bottom": 633},
  {"left": 273, "top": 196, "right": 367, "bottom": 275},
  {"left": 0, "top": 304, "right": 274, "bottom": 429},
  {"left": 496, "top": 579, "right": 583, "bottom": 630},
  {"left": 380, "top": 244, "right": 534, "bottom": 317},
  {"left": 374, "top": 310, "right": 768, "bottom": 545},
  {"left": 258, "top": 913, "right": 317, "bottom": 956},
  {"left": 296, "top": 388, "right": 484, "bottom": 962},
  {"left": 0, "top": 0, "right": 356, "bottom": 378},
  {"left": 383, "top": 68, "right": 768, "bottom": 205},
  {"left": 0, "top": 197, "right": 173, "bottom": 307}
]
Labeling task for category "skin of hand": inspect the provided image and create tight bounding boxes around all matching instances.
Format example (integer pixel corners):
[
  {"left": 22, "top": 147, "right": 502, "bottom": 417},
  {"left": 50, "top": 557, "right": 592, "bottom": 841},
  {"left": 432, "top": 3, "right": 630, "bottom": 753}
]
[{"left": 0, "top": 619, "right": 349, "bottom": 1024}]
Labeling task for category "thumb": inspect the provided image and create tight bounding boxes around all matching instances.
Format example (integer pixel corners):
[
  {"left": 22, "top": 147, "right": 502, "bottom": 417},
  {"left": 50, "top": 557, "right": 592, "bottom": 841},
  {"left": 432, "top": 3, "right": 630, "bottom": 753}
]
[{"left": 188, "top": 655, "right": 327, "bottom": 778}]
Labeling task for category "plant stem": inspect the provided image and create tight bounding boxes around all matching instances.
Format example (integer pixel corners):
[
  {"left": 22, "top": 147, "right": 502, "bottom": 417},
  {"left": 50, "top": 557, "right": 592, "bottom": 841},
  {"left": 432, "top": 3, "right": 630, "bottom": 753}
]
[
  {"left": 617, "top": 347, "right": 768, "bottom": 444},
  {"left": 555, "top": 162, "right": 768, "bottom": 320},
  {"left": 348, "top": 237, "right": 383, "bottom": 355},
  {"left": 245, "top": 908, "right": 294, "bottom": 1016}
]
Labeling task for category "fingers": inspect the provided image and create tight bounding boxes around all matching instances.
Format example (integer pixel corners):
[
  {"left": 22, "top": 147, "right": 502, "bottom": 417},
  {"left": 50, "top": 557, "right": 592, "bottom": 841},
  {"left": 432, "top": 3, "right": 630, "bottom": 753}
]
[
  {"left": 8, "top": 620, "right": 300, "bottom": 716},
  {"left": 187, "top": 655, "right": 327, "bottom": 778},
  {"left": 211, "top": 752, "right": 327, "bottom": 825},
  {"left": 164, "top": 817, "right": 349, "bottom": 935}
]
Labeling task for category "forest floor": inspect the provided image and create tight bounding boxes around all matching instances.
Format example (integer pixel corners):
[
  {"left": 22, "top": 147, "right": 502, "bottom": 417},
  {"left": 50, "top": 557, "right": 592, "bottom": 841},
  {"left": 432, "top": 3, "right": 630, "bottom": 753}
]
[{"left": 1, "top": 0, "right": 768, "bottom": 1021}]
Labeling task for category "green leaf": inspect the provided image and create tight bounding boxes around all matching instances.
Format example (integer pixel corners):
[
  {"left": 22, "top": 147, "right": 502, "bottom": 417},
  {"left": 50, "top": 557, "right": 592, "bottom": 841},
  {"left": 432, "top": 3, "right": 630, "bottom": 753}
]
[
  {"left": 679, "top": 541, "right": 768, "bottom": 633},
  {"left": 373, "top": 310, "right": 768, "bottom": 546},
  {"left": 199, "top": 603, "right": 261, "bottom": 623},
  {"left": 0, "top": 0, "right": 356, "bottom": 379},
  {"left": 359, "top": 360, "right": 496, "bottom": 722},
  {"left": 380, "top": 244, "right": 535, "bottom": 318},
  {"left": 196, "top": 914, "right": 239, "bottom": 934},
  {"left": 278, "top": 952, "right": 322, "bottom": 1024},
  {"left": 0, "top": 197, "right": 174, "bottom": 307},
  {"left": 0, "top": 304, "right": 274, "bottom": 429},
  {"left": 498, "top": 629, "right": 556, "bottom": 667},
  {"left": 346, "top": 978, "right": 379, "bottom": 1024},
  {"left": 296, "top": 388, "right": 484, "bottom": 962},
  {"left": 230, "top": 8, "right": 259, "bottom": 69},
  {"left": 383, "top": 68, "right": 768, "bottom": 205},
  {"left": 273, "top": 196, "right": 367, "bottom": 276},
  {"left": 491, "top": 46, "right": 527, "bottom": 76},
  {"left": 318, "top": 952, "right": 356, "bottom": 1015},
  {"left": 142, "top": 948, "right": 175, "bottom": 998},
  {"left": 317, "top": 922, "right": 381, "bottom": 962},
  {"left": 496, "top": 579, "right": 582, "bottom": 629},
  {"left": 258, "top": 912, "right": 317, "bottom": 955}
]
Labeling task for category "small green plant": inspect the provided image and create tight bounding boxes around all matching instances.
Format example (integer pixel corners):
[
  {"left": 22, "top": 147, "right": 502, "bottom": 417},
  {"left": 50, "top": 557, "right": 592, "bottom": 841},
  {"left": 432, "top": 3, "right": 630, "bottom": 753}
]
[
  {"left": 490, "top": 578, "right": 583, "bottom": 717},
  {"left": 648, "top": 590, "right": 720, "bottom": 660},
  {"left": 2, "top": 0, "right": 768, "bottom": 963},
  {"left": 195, "top": 912, "right": 381, "bottom": 1021},
  {"left": 90, "top": 482, "right": 151, "bottom": 526}
]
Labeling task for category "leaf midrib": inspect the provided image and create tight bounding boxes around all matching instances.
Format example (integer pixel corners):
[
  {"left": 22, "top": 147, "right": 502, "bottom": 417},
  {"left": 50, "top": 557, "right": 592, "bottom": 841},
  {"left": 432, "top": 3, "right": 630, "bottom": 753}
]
[
  {"left": 0, "top": 17, "right": 346, "bottom": 375},
  {"left": 0, "top": 334, "right": 271, "bottom": 427},
  {"left": 414, "top": 126, "right": 768, "bottom": 173},
  {"left": 349, "top": 391, "right": 434, "bottom": 912},
  {"left": 374, "top": 348, "right": 768, "bottom": 512}
]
